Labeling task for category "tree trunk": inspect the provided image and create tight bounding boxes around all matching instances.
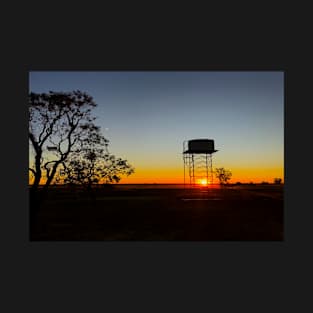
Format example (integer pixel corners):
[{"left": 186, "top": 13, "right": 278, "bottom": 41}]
[
  {"left": 44, "top": 160, "right": 62, "bottom": 191},
  {"left": 31, "top": 151, "right": 43, "bottom": 190}
]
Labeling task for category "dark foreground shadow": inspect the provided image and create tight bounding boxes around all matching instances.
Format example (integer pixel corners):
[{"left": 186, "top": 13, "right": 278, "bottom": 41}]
[{"left": 29, "top": 185, "right": 284, "bottom": 241}]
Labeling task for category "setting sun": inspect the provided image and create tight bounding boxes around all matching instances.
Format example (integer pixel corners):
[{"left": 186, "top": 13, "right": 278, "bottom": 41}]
[{"left": 197, "top": 178, "right": 208, "bottom": 186}]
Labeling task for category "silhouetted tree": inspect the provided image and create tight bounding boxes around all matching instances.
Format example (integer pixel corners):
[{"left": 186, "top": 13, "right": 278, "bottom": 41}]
[
  {"left": 59, "top": 147, "right": 135, "bottom": 190},
  {"left": 215, "top": 167, "right": 232, "bottom": 185},
  {"left": 29, "top": 91, "right": 105, "bottom": 193},
  {"left": 29, "top": 91, "right": 110, "bottom": 233}
]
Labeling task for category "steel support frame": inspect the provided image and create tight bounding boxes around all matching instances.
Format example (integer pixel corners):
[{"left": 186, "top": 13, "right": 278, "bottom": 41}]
[{"left": 183, "top": 152, "right": 214, "bottom": 188}]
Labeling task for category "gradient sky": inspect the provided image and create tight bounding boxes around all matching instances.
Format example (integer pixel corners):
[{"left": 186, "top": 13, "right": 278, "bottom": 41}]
[{"left": 29, "top": 71, "right": 284, "bottom": 184}]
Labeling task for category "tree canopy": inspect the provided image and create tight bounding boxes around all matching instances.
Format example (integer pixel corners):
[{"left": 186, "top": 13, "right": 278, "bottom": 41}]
[
  {"left": 59, "top": 147, "right": 134, "bottom": 189},
  {"left": 215, "top": 167, "right": 232, "bottom": 185},
  {"left": 29, "top": 90, "right": 134, "bottom": 191}
]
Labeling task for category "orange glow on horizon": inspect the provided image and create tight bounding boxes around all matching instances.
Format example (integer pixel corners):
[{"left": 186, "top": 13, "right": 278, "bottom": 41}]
[
  {"left": 117, "top": 167, "right": 284, "bottom": 184},
  {"left": 28, "top": 165, "right": 284, "bottom": 185}
]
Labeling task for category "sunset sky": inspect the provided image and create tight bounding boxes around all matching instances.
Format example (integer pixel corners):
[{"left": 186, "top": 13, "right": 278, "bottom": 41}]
[{"left": 29, "top": 71, "right": 284, "bottom": 184}]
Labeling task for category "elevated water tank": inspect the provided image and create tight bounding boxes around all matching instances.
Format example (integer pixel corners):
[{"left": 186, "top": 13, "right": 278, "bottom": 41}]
[{"left": 183, "top": 139, "right": 217, "bottom": 154}]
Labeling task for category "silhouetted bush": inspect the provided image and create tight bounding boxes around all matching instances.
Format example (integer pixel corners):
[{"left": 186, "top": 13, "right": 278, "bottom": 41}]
[
  {"left": 273, "top": 178, "right": 282, "bottom": 184},
  {"left": 215, "top": 168, "right": 232, "bottom": 185}
]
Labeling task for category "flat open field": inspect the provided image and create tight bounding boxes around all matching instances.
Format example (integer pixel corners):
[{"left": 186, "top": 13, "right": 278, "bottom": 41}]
[{"left": 30, "top": 185, "right": 284, "bottom": 241}]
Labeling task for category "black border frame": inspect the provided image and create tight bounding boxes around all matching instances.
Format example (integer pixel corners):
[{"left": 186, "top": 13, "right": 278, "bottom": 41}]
[{"left": 2, "top": 6, "right": 308, "bottom": 312}]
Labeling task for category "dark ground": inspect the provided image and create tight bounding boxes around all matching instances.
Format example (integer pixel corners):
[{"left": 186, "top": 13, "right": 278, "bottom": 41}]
[{"left": 30, "top": 185, "right": 284, "bottom": 241}]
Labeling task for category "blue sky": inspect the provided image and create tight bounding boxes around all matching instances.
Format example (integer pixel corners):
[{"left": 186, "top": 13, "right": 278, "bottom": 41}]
[{"left": 29, "top": 71, "right": 284, "bottom": 183}]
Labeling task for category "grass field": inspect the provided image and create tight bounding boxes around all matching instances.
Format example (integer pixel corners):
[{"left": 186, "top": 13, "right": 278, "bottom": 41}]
[{"left": 30, "top": 184, "right": 284, "bottom": 241}]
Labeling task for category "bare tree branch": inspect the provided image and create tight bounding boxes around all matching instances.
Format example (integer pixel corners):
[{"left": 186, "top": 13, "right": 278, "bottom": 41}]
[{"left": 29, "top": 168, "right": 36, "bottom": 175}]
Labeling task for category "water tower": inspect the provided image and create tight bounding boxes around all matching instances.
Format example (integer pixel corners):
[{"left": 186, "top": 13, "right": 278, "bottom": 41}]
[{"left": 183, "top": 139, "right": 218, "bottom": 187}]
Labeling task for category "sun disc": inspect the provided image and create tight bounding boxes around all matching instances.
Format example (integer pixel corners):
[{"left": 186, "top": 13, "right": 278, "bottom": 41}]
[{"left": 197, "top": 178, "right": 208, "bottom": 186}]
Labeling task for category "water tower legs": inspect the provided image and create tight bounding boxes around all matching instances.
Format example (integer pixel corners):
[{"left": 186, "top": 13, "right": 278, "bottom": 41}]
[{"left": 183, "top": 153, "right": 214, "bottom": 188}]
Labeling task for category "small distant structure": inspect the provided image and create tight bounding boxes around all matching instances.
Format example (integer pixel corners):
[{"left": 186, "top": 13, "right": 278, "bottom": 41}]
[
  {"left": 47, "top": 146, "right": 58, "bottom": 151},
  {"left": 183, "top": 139, "right": 218, "bottom": 188}
]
